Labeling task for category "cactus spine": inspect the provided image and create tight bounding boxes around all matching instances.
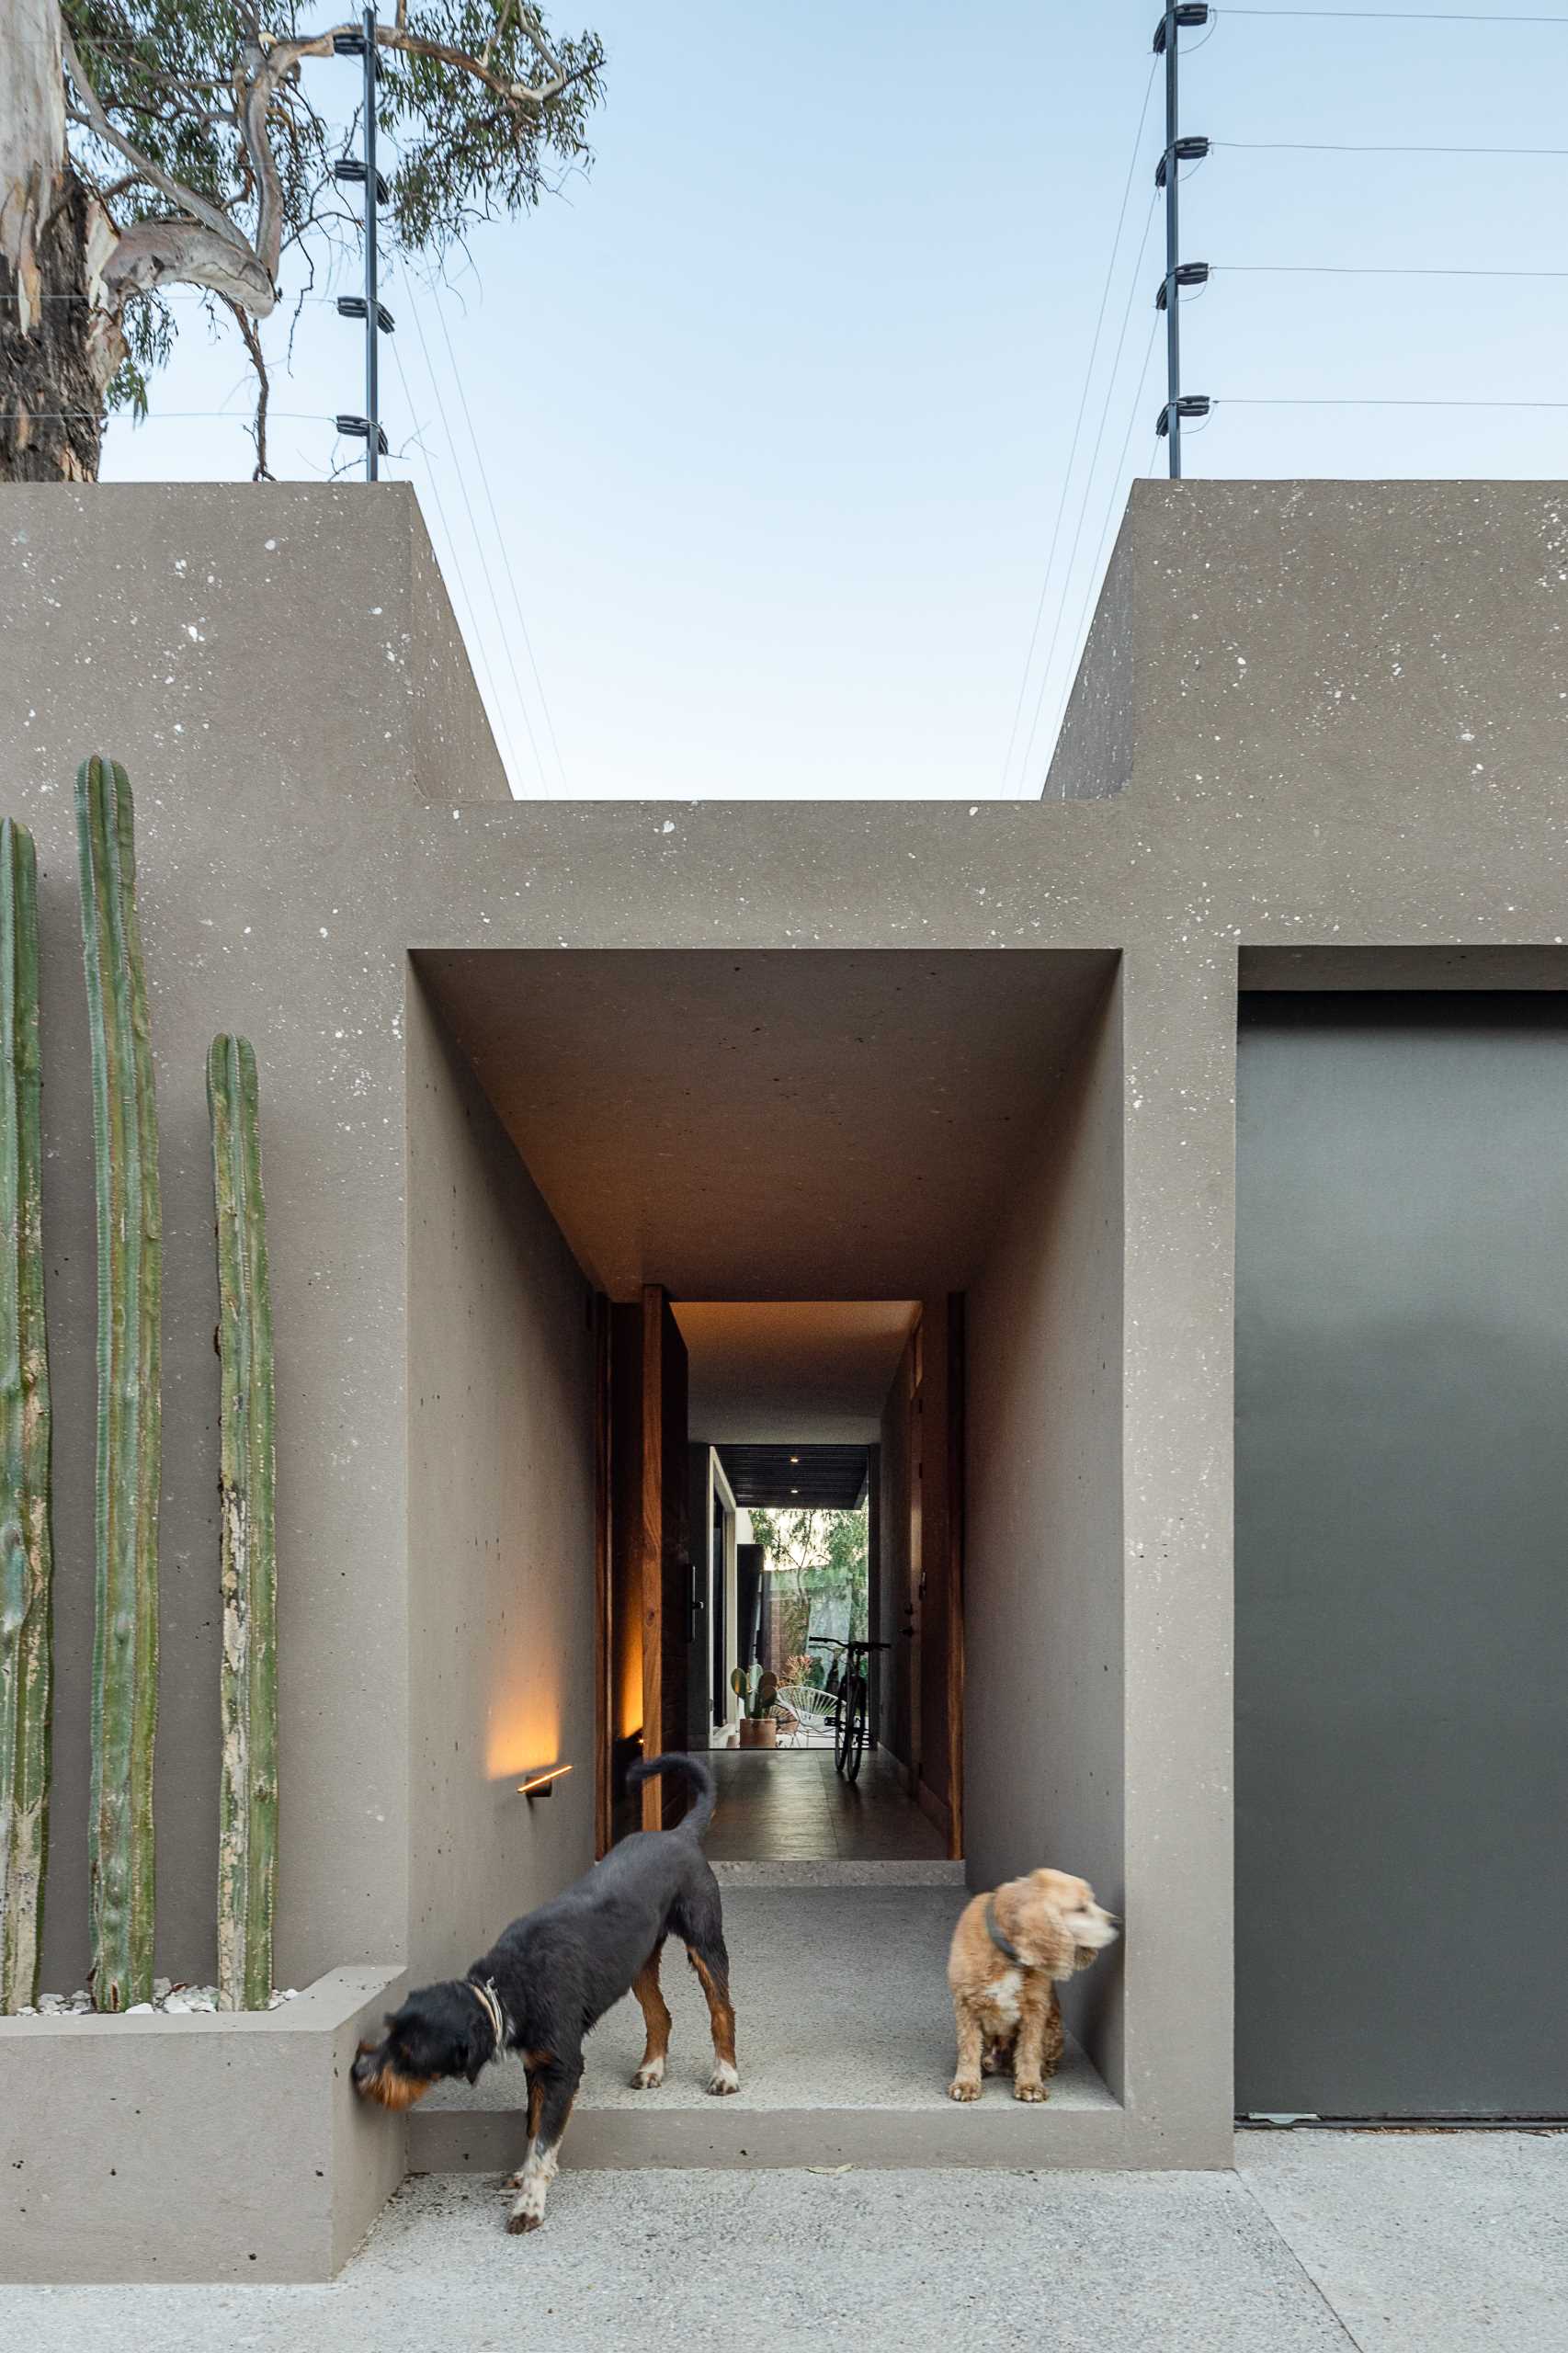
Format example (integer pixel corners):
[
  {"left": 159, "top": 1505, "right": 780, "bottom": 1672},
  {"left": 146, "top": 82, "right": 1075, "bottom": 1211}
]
[
  {"left": 76, "top": 758, "right": 161, "bottom": 2012},
  {"left": 0, "top": 824, "right": 53, "bottom": 2013},
  {"left": 208, "top": 1036, "right": 278, "bottom": 2011}
]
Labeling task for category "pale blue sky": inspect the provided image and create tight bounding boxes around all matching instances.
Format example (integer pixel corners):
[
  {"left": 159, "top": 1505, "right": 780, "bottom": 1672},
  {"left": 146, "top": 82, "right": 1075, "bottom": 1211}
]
[{"left": 104, "top": 2, "right": 1568, "bottom": 799}]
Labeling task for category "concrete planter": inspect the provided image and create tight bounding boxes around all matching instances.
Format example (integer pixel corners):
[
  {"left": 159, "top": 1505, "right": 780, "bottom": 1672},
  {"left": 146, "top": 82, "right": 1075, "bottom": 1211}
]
[
  {"left": 738, "top": 1717, "right": 778, "bottom": 1750},
  {"left": 0, "top": 1963, "right": 405, "bottom": 2283}
]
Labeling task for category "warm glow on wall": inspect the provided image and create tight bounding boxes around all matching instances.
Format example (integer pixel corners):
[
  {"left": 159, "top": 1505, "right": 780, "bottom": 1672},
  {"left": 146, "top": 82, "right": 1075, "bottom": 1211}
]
[
  {"left": 486, "top": 1695, "right": 562, "bottom": 1783},
  {"left": 618, "top": 1622, "right": 642, "bottom": 1739}
]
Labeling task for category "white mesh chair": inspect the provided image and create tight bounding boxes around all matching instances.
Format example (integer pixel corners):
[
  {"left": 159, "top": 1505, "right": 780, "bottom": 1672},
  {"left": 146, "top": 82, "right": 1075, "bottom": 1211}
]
[{"left": 774, "top": 1682, "right": 838, "bottom": 1746}]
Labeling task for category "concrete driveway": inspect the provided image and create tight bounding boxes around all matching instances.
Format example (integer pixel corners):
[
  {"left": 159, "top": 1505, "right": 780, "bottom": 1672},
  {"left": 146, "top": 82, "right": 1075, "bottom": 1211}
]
[{"left": 4, "top": 2131, "right": 1563, "bottom": 2350}]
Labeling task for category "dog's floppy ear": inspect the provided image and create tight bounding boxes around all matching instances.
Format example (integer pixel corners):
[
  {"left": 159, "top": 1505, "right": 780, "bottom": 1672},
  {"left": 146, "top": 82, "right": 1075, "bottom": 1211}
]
[{"left": 463, "top": 2029, "right": 489, "bottom": 2086}]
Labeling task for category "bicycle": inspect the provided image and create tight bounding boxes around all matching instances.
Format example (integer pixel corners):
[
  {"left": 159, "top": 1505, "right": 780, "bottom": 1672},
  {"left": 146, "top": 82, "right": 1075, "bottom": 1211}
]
[{"left": 807, "top": 1635, "right": 891, "bottom": 1783}]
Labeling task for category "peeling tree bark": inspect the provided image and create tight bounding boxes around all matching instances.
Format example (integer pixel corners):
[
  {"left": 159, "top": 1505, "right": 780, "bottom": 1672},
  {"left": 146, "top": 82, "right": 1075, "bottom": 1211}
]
[
  {"left": 0, "top": 0, "right": 119, "bottom": 481},
  {"left": 1, "top": 3, "right": 586, "bottom": 483}
]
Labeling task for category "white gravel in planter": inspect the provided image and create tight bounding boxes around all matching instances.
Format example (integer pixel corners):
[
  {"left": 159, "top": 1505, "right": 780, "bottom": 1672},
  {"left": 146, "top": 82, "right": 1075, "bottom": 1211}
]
[{"left": 17, "top": 1983, "right": 300, "bottom": 2017}]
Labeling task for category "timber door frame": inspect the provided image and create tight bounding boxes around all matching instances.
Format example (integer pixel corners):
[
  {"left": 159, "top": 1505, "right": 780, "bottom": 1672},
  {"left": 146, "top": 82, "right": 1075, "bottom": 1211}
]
[
  {"left": 593, "top": 1292, "right": 613, "bottom": 1856},
  {"left": 945, "top": 1290, "right": 966, "bottom": 1859}
]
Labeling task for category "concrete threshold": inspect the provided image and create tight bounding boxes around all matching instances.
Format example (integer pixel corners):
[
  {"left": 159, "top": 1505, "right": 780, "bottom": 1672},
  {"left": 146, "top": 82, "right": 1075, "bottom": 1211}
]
[{"left": 413, "top": 1886, "right": 1121, "bottom": 2173}]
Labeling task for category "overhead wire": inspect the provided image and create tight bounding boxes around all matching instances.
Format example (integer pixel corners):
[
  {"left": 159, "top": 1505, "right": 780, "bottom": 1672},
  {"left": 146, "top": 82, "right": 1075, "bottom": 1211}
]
[
  {"left": 1217, "top": 393, "right": 1568, "bottom": 405},
  {"left": 997, "top": 56, "right": 1160, "bottom": 797},
  {"left": 400, "top": 277, "right": 547, "bottom": 797},
  {"left": 1216, "top": 7, "right": 1568, "bottom": 22},
  {"left": 1214, "top": 136, "right": 1568, "bottom": 153},
  {"left": 1043, "top": 316, "right": 1165, "bottom": 801},
  {"left": 415, "top": 276, "right": 551, "bottom": 796},
  {"left": 393, "top": 275, "right": 533, "bottom": 793},
  {"left": 1214, "top": 259, "right": 1568, "bottom": 276},
  {"left": 384, "top": 325, "right": 514, "bottom": 766},
  {"left": 1013, "top": 190, "right": 1162, "bottom": 797},
  {"left": 428, "top": 276, "right": 569, "bottom": 796}
]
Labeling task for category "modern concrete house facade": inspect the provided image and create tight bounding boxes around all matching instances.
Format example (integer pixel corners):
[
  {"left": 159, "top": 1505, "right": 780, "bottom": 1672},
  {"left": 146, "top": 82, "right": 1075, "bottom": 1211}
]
[{"left": 1, "top": 478, "right": 1565, "bottom": 2279}]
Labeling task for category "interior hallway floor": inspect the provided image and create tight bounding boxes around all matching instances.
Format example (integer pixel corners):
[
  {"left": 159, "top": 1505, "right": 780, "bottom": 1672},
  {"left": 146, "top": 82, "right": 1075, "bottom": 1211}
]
[
  {"left": 701, "top": 1744, "right": 950, "bottom": 1863},
  {"left": 11, "top": 2133, "right": 1563, "bottom": 2352}
]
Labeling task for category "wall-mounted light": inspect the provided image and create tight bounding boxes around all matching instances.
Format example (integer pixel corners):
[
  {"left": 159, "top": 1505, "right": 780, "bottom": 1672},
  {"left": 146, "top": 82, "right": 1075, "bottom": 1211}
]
[{"left": 519, "top": 1765, "right": 573, "bottom": 1802}]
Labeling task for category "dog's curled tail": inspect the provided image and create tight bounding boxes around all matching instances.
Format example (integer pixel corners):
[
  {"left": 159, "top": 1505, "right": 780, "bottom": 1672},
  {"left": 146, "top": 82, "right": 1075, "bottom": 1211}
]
[{"left": 627, "top": 1753, "right": 717, "bottom": 1840}]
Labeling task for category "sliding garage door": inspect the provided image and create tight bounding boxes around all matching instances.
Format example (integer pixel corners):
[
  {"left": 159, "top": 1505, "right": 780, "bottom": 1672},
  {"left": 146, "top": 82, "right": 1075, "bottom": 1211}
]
[{"left": 1236, "top": 994, "right": 1568, "bottom": 2119}]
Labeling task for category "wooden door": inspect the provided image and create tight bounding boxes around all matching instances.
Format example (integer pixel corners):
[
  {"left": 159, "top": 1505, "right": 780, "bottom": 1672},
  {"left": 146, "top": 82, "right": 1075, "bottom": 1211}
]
[
  {"left": 640, "top": 1285, "right": 689, "bottom": 1827},
  {"left": 906, "top": 1317, "right": 924, "bottom": 1790},
  {"left": 603, "top": 1289, "right": 691, "bottom": 1844}
]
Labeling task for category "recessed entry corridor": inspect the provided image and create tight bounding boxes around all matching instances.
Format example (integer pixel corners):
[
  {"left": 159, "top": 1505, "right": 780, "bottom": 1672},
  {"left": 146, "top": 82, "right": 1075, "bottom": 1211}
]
[{"left": 405, "top": 948, "right": 1129, "bottom": 2156}]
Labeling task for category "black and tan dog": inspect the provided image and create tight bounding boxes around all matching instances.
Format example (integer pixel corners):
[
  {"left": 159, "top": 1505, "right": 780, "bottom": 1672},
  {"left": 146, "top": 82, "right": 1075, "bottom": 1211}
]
[{"left": 352, "top": 1754, "right": 737, "bottom": 2234}]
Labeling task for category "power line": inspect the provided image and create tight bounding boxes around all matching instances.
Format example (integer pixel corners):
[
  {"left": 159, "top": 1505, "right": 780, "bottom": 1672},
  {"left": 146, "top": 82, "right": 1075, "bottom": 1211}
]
[
  {"left": 401, "top": 278, "right": 546, "bottom": 797},
  {"left": 395, "top": 282, "right": 531, "bottom": 794},
  {"left": 998, "top": 58, "right": 1159, "bottom": 797},
  {"left": 1014, "top": 192, "right": 1162, "bottom": 796},
  {"left": 385, "top": 329, "right": 514, "bottom": 768},
  {"left": 1216, "top": 260, "right": 1568, "bottom": 276},
  {"left": 1218, "top": 6, "right": 1568, "bottom": 20},
  {"left": 1219, "top": 393, "right": 1568, "bottom": 405},
  {"left": 1214, "top": 137, "right": 1568, "bottom": 154},
  {"left": 1044, "top": 316, "right": 1164, "bottom": 800},
  {"left": 427, "top": 277, "right": 568, "bottom": 796}
]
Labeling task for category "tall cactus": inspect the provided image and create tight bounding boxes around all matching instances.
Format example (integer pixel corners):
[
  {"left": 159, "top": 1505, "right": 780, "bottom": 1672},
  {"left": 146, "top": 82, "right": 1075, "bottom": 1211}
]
[
  {"left": 0, "top": 823, "right": 53, "bottom": 2013},
  {"left": 76, "top": 757, "right": 161, "bottom": 2012},
  {"left": 208, "top": 1036, "right": 278, "bottom": 2011}
]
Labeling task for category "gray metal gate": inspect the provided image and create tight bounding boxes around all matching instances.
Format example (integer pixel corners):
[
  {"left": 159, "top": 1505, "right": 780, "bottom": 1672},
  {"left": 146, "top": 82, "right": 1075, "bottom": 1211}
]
[{"left": 1236, "top": 994, "right": 1568, "bottom": 2119}]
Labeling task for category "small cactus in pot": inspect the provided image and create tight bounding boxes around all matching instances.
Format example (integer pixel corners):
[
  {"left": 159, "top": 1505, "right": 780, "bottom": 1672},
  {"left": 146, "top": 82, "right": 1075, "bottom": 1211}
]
[{"left": 732, "top": 1664, "right": 778, "bottom": 1748}]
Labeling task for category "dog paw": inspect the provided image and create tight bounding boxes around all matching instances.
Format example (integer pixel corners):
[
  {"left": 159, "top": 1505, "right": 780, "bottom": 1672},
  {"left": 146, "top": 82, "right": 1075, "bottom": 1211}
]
[
  {"left": 1013, "top": 2081, "right": 1049, "bottom": 2104},
  {"left": 506, "top": 2181, "right": 549, "bottom": 2234},
  {"left": 631, "top": 2060, "right": 665, "bottom": 2090},
  {"left": 706, "top": 2061, "right": 740, "bottom": 2096},
  {"left": 949, "top": 2076, "right": 982, "bottom": 2103}
]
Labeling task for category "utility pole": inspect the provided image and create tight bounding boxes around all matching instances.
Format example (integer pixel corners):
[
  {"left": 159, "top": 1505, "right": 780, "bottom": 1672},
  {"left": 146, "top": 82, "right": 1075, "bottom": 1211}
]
[
  {"left": 1153, "top": 5, "right": 1211, "bottom": 477},
  {"left": 333, "top": 6, "right": 393, "bottom": 477}
]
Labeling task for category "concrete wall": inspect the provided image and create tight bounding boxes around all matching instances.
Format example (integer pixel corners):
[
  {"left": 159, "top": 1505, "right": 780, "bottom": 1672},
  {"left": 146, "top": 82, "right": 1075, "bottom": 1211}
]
[
  {"left": 965, "top": 971, "right": 1124, "bottom": 2090},
  {"left": 404, "top": 973, "right": 597, "bottom": 1977},
  {"left": 0, "top": 483, "right": 501, "bottom": 1995},
  {"left": 8, "top": 479, "right": 1566, "bottom": 2177}
]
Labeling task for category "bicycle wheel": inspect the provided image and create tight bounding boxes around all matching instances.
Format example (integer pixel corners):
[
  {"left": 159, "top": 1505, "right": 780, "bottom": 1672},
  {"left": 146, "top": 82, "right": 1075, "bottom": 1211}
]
[
  {"left": 834, "top": 1675, "right": 853, "bottom": 1775},
  {"left": 842, "top": 1669, "right": 867, "bottom": 1782}
]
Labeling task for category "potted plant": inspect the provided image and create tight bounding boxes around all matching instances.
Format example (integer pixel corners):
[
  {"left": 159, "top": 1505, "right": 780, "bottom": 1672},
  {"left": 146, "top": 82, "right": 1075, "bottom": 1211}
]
[{"left": 731, "top": 1665, "right": 779, "bottom": 1748}]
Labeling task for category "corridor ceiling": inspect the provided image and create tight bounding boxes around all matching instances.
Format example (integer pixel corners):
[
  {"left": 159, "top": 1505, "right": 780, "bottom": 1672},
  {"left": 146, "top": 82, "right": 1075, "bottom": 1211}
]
[
  {"left": 677, "top": 1300, "right": 917, "bottom": 1446},
  {"left": 415, "top": 948, "right": 1114, "bottom": 1300}
]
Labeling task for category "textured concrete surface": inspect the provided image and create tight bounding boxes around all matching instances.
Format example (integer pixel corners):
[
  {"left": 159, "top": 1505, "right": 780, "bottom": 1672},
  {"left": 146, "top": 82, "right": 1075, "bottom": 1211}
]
[
  {"left": 409, "top": 1887, "right": 1119, "bottom": 2173},
  {"left": 966, "top": 969, "right": 1124, "bottom": 2093},
  {"left": 0, "top": 485, "right": 507, "bottom": 1994},
  {"left": 0, "top": 1967, "right": 405, "bottom": 2282},
  {"left": 426, "top": 1887, "right": 1110, "bottom": 2117},
  {"left": 404, "top": 973, "right": 598, "bottom": 1980},
  {"left": 1238, "top": 2131, "right": 1568, "bottom": 2352},
  {"left": 13, "top": 2137, "right": 1563, "bottom": 2351},
  {"left": 6, "top": 480, "right": 1568, "bottom": 2222},
  {"left": 710, "top": 1858, "right": 967, "bottom": 1885}
]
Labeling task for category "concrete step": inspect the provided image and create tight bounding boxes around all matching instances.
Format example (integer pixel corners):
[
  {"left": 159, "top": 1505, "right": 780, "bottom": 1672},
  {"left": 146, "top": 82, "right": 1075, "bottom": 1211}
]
[
  {"left": 412, "top": 1887, "right": 1120, "bottom": 2173},
  {"left": 710, "top": 1859, "right": 968, "bottom": 1888}
]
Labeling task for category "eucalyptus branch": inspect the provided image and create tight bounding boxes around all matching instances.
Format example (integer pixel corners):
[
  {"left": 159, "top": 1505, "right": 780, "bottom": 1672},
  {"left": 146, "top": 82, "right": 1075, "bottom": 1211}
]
[
  {"left": 222, "top": 295, "right": 273, "bottom": 479},
  {"left": 62, "top": 25, "right": 253, "bottom": 254}
]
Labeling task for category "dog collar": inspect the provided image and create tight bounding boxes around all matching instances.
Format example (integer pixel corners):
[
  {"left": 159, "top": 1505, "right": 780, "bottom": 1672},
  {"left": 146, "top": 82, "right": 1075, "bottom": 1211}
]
[
  {"left": 468, "top": 1977, "right": 506, "bottom": 2052},
  {"left": 984, "top": 1894, "right": 1028, "bottom": 1968}
]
